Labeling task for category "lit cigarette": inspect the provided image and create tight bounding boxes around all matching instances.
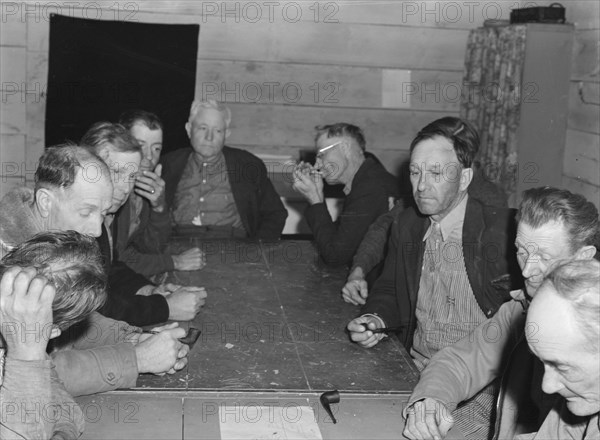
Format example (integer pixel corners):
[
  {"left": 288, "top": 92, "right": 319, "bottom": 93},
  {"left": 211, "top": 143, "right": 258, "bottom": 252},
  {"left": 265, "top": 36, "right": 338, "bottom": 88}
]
[{"left": 317, "top": 141, "right": 342, "bottom": 154}]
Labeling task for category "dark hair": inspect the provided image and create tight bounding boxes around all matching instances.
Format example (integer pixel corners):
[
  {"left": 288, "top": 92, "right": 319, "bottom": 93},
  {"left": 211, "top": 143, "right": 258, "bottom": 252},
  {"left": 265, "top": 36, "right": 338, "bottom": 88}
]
[
  {"left": 315, "top": 123, "right": 366, "bottom": 151},
  {"left": 409, "top": 117, "right": 479, "bottom": 168},
  {"left": 80, "top": 122, "right": 141, "bottom": 155},
  {"left": 541, "top": 259, "right": 600, "bottom": 350},
  {"left": 0, "top": 231, "right": 107, "bottom": 331},
  {"left": 119, "top": 110, "right": 163, "bottom": 131},
  {"left": 34, "top": 144, "right": 109, "bottom": 192},
  {"left": 517, "top": 187, "right": 599, "bottom": 253}
]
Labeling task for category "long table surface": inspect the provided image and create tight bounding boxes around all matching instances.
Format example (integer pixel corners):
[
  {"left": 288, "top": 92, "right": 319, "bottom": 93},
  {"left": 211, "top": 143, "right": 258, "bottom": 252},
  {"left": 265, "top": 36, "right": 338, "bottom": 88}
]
[
  {"left": 136, "top": 238, "right": 418, "bottom": 393},
  {"left": 76, "top": 238, "right": 423, "bottom": 439}
]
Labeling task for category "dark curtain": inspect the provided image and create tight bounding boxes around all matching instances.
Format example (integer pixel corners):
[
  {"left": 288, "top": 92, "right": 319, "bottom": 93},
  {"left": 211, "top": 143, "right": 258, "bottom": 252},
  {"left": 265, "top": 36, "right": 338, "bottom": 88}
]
[
  {"left": 46, "top": 14, "right": 199, "bottom": 154},
  {"left": 460, "top": 23, "right": 527, "bottom": 204}
]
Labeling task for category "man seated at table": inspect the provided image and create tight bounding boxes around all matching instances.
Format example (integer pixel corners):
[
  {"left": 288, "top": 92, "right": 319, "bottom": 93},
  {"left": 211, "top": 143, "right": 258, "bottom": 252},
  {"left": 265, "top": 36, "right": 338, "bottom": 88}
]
[
  {"left": 402, "top": 187, "right": 598, "bottom": 440},
  {"left": 519, "top": 259, "right": 599, "bottom": 439},
  {"left": 292, "top": 123, "right": 399, "bottom": 266},
  {"left": 161, "top": 99, "right": 287, "bottom": 239},
  {"left": 0, "top": 145, "right": 191, "bottom": 397},
  {"left": 346, "top": 116, "right": 522, "bottom": 439},
  {"left": 342, "top": 163, "right": 509, "bottom": 305},
  {"left": 0, "top": 231, "right": 106, "bottom": 439},
  {"left": 115, "top": 109, "right": 205, "bottom": 276},
  {"left": 80, "top": 123, "right": 207, "bottom": 326}
]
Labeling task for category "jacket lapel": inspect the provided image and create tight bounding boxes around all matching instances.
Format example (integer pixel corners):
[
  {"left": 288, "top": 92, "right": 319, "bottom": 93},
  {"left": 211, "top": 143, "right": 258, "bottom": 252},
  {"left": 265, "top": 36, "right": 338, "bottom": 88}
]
[{"left": 462, "top": 198, "right": 485, "bottom": 297}]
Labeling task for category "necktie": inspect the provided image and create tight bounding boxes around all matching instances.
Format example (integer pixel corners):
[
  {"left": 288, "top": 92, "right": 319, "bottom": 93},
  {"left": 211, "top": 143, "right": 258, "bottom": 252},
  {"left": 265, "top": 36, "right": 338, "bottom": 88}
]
[{"left": 428, "top": 221, "right": 442, "bottom": 272}]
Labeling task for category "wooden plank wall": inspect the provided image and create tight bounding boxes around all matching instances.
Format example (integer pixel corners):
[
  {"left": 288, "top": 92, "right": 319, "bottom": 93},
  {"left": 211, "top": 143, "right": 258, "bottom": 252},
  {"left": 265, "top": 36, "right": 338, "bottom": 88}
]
[
  {"left": 561, "top": 1, "right": 600, "bottom": 208},
  {"left": 1, "top": 1, "right": 598, "bottom": 207},
  {"left": 0, "top": 0, "right": 518, "bottom": 198}
]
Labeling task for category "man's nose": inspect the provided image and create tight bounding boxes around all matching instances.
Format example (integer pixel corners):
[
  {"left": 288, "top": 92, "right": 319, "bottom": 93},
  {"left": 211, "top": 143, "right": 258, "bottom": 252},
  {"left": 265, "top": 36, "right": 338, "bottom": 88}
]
[
  {"left": 541, "top": 367, "right": 564, "bottom": 395},
  {"left": 521, "top": 255, "right": 540, "bottom": 279},
  {"left": 417, "top": 174, "right": 428, "bottom": 191},
  {"left": 205, "top": 128, "right": 214, "bottom": 141},
  {"left": 87, "top": 217, "right": 103, "bottom": 238}
]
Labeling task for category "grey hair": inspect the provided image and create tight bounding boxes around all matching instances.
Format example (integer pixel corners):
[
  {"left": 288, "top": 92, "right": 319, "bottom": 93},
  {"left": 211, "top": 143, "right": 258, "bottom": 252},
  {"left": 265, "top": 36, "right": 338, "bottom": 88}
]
[
  {"left": 541, "top": 259, "right": 600, "bottom": 351},
  {"left": 188, "top": 99, "right": 232, "bottom": 129}
]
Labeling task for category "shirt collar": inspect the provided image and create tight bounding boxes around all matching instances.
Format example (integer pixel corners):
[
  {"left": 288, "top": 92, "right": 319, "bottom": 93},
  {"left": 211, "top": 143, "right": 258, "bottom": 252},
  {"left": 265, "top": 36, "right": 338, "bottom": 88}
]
[
  {"left": 193, "top": 151, "right": 225, "bottom": 168},
  {"left": 423, "top": 194, "right": 469, "bottom": 242}
]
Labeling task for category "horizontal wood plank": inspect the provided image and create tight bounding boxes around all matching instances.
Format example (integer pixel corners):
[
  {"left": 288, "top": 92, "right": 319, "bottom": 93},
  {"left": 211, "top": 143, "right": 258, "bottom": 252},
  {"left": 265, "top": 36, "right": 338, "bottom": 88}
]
[
  {"left": 25, "top": 8, "right": 468, "bottom": 70},
  {"left": 195, "top": 60, "right": 462, "bottom": 111},
  {"left": 110, "top": 0, "right": 502, "bottom": 29},
  {"left": 224, "top": 103, "right": 447, "bottom": 149}
]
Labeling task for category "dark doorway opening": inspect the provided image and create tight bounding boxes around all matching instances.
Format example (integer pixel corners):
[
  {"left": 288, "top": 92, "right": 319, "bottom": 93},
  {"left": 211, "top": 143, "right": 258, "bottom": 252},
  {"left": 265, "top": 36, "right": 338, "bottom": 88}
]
[{"left": 46, "top": 14, "right": 199, "bottom": 153}]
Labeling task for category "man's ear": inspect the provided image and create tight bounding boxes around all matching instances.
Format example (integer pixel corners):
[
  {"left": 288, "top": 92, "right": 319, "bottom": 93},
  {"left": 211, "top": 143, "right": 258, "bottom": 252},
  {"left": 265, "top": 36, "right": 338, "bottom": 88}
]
[
  {"left": 459, "top": 167, "right": 474, "bottom": 192},
  {"left": 575, "top": 245, "right": 597, "bottom": 261},
  {"left": 35, "top": 188, "right": 53, "bottom": 218},
  {"left": 225, "top": 128, "right": 231, "bottom": 139},
  {"left": 185, "top": 122, "right": 191, "bottom": 138},
  {"left": 49, "top": 325, "right": 62, "bottom": 340}
]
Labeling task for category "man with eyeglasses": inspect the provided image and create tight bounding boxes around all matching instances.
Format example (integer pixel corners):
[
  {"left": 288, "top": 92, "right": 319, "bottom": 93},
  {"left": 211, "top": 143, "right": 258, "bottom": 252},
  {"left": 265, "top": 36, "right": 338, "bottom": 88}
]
[{"left": 292, "top": 123, "right": 399, "bottom": 266}]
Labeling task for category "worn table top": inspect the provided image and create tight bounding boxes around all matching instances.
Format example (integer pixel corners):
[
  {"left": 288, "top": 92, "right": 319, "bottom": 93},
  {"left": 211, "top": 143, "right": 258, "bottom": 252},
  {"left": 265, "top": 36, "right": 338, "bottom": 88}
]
[
  {"left": 76, "top": 239, "right": 425, "bottom": 439},
  {"left": 136, "top": 239, "right": 419, "bottom": 394}
]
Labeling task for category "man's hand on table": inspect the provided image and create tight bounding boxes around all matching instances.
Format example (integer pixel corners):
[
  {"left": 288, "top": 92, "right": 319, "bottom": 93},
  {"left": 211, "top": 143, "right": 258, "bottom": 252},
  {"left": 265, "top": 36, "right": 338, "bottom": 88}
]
[
  {"left": 292, "top": 162, "right": 324, "bottom": 205},
  {"left": 172, "top": 247, "right": 206, "bottom": 271},
  {"left": 159, "top": 284, "right": 207, "bottom": 321},
  {"left": 136, "top": 323, "right": 189, "bottom": 375},
  {"left": 342, "top": 267, "right": 368, "bottom": 305},
  {"left": 403, "top": 398, "right": 454, "bottom": 440},
  {"left": 347, "top": 315, "right": 385, "bottom": 348},
  {"left": 0, "top": 266, "right": 56, "bottom": 361}
]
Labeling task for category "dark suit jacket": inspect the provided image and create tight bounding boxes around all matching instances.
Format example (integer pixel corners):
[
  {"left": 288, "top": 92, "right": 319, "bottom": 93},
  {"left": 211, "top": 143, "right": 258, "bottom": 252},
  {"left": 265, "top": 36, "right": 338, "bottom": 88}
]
[
  {"left": 161, "top": 146, "right": 287, "bottom": 239},
  {"left": 114, "top": 196, "right": 174, "bottom": 276},
  {"left": 97, "top": 224, "right": 169, "bottom": 326},
  {"left": 362, "top": 197, "right": 523, "bottom": 350},
  {"left": 305, "top": 155, "right": 399, "bottom": 267}
]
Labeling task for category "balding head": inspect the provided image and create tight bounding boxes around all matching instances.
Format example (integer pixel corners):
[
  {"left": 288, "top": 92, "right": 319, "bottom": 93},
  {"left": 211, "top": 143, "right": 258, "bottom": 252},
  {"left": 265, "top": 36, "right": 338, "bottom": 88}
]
[{"left": 34, "top": 145, "right": 113, "bottom": 237}]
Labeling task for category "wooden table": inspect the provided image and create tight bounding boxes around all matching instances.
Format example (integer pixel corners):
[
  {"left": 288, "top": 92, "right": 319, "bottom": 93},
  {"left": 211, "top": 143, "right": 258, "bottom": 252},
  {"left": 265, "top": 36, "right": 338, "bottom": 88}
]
[{"left": 77, "top": 239, "right": 420, "bottom": 439}]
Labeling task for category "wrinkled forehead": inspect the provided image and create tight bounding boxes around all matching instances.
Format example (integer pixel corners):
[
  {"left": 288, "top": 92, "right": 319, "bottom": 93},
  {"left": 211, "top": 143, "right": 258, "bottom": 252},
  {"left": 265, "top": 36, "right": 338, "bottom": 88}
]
[
  {"left": 100, "top": 146, "right": 141, "bottom": 169},
  {"left": 191, "top": 108, "right": 227, "bottom": 128},
  {"left": 516, "top": 221, "right": 572, "bottom": 254},
  {"left": 410, "top": 136, "right": 459, "bottom": 166}
]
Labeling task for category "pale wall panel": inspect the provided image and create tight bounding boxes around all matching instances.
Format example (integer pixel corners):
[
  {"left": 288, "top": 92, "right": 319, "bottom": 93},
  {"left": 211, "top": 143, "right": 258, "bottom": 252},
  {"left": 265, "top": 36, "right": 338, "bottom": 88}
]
[
  {"left": 0, "top": 176, "right": 26, "bottom": 200},
  {"left": 568, "top": 81, "right": 600, "bottom": 134},
  {"left": 563, "top": 129, "right": 600, "bottom": 186},
  {"left": 0, "top": 8, "right": 27, "bottom": 46},
  {"left": 225, "top": 103, "right": 447, "bottom": 151},
  {"left": 571, "top": 29, "right": 600, "bottom": 81},
  {"left": 136, "top": 0, "right": 499, "bottom": 29},
  {"left": 0, "top": 47, "right": 26, "bottom": 84},
  {"left": 562, "top": 175, "right": 600, "bottom": 208},
  {"left": 195, "top": 60, "right": 462, "bottom": 111},
  {"left": 0, "top": 90, "right": 26, "bottom": 134}
]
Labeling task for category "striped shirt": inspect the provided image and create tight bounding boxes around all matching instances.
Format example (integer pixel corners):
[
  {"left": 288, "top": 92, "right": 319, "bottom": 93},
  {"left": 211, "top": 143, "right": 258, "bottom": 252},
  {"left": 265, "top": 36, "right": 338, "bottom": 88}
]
[{"left": 410, "top": 195, "right": 487, "bottom": 371}]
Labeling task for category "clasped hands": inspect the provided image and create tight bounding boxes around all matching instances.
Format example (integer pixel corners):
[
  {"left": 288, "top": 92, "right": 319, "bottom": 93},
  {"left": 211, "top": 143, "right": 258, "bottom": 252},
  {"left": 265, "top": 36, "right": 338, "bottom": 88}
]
[{"left": 292, "top": 161, "right": 324, "bottom": 205}]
